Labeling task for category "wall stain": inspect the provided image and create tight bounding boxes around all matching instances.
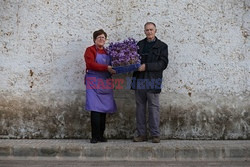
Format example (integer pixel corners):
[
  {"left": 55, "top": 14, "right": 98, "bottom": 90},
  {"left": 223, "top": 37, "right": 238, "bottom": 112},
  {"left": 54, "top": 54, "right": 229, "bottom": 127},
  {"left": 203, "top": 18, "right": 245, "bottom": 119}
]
[
  {"left": 29, "top": 70, "right": 34, "bottom": 88},
  {"left": 29, "top": 70, "right": 34, "bottom": 77},
  {"left": 30, "top": 81, "right": 34, "bottom": 88}
]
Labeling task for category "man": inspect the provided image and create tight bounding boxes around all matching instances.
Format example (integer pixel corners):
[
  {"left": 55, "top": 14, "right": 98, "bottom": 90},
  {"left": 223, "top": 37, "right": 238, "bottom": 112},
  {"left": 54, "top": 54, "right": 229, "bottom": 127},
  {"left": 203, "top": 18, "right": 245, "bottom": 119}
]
[{"left": 132, "top": 22, "right": 168, "bottom": 143}]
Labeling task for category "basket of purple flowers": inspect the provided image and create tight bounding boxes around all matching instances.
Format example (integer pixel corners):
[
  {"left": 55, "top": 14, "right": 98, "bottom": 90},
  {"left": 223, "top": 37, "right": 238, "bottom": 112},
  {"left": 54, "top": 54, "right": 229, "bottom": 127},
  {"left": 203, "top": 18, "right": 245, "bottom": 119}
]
[{"left": 107, "top": 38, "right": 141, "bottom": 74}]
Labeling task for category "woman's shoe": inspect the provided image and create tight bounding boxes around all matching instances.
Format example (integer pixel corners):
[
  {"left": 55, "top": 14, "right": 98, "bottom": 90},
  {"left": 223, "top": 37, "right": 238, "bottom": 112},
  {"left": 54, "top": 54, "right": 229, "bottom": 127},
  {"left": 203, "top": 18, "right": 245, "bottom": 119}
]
[
  {"left": 98, "top": 137, "right": 108, "bottom": 142},
  {"left": 90, "top": 138, "right": 98, "bottom": 143}
]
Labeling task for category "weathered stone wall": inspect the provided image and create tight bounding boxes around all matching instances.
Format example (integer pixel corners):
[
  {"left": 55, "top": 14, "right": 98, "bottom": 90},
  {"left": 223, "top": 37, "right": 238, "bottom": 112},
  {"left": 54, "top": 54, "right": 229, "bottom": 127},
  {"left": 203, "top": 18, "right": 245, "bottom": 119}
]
[{"left": 0, "top": 0, "right": 249, "bottom": 139}]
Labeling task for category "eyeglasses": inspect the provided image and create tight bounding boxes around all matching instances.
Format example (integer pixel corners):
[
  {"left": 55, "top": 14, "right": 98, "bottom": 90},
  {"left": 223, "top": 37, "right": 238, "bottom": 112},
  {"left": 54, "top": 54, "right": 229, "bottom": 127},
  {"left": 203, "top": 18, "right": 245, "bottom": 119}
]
[{"left": 96, "top": 36, "right": 106, "bottom": 40}]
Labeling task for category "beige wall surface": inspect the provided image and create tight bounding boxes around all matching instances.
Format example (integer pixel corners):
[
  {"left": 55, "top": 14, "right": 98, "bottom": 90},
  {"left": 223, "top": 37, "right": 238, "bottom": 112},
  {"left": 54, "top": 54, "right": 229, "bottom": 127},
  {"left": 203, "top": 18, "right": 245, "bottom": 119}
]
[{"left": 0, "top": 0, "right": 249, "bottom": 139}]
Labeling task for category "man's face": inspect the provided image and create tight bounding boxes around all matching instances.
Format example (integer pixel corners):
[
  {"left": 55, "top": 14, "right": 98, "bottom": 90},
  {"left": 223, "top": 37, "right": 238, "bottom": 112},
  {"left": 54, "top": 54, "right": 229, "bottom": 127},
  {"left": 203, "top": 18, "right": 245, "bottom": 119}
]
[{"left": 144, "top": 24, "right": 157, "bottom": 40}]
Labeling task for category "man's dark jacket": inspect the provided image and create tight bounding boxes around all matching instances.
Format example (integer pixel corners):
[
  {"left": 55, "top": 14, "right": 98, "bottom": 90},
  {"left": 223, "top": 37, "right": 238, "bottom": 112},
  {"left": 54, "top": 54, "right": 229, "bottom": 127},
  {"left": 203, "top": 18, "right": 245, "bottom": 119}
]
[{"left": 132, "top": 37, "right": 168, "bottom": 93}]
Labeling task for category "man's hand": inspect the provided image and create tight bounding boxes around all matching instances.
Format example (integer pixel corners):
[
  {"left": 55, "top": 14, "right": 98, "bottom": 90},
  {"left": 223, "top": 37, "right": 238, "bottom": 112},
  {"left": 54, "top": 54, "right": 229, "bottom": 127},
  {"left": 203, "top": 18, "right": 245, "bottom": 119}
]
[
  {"left": 138, "top": 64, "right": 146, "bottom": 72},
  {"left": 108, "top": 66, "right": 116, "bottom": 74}
]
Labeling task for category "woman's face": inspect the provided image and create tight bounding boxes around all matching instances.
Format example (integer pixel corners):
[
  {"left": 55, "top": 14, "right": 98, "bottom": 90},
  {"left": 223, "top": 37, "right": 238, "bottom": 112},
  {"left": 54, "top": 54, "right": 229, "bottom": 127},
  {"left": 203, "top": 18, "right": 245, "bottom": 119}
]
[{"left": 95, "top": 34, "right": 106, "bottom": 48}]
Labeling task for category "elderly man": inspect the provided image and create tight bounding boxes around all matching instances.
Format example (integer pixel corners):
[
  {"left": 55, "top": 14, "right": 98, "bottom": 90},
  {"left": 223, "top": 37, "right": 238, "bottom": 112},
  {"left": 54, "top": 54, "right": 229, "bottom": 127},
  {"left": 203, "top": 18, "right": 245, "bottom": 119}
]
[{"left": 132, "top": 22, "right": 169, "bottom": 143}]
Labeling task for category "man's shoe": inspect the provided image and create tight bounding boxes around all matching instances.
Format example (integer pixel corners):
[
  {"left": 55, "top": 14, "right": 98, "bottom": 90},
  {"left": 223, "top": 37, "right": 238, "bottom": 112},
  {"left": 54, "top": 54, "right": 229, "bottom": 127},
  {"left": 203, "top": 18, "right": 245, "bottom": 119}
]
[
  {"left": 133, "top": 136, "right": 147, "bottom": 142},
  {"left": 98, "top": 137, "right": 108, "bottom": 142},
  {"left": 90, "top": 138, "right": 98, "bottom": 144},
  {"left": 152, "top": 136, "right": 160, "bottom": 143}
]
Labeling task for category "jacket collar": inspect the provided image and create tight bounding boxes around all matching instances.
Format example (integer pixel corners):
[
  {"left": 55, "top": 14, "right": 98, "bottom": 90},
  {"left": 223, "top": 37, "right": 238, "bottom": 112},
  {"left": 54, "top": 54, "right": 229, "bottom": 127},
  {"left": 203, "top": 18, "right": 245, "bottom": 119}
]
[{"left": 141, "top": 37, "right": 162, "bottom": 48}]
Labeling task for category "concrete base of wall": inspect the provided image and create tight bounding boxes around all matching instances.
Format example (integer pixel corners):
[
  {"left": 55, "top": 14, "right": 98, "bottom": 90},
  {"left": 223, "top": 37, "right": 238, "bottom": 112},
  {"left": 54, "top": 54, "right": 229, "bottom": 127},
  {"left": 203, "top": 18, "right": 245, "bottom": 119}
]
[
  {"left": 0, "top": 90, "right": 249, "bottom": 139},
  {"left": 1, "top": 139, "right": 250, "bottom": 161}
]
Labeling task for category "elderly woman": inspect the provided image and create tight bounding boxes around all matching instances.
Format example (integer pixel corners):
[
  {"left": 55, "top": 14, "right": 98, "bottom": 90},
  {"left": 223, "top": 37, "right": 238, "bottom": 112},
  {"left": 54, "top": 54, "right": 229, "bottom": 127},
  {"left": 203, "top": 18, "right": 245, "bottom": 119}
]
[{"left": 84, "top": 29, "right": 116, "bottom": 143}]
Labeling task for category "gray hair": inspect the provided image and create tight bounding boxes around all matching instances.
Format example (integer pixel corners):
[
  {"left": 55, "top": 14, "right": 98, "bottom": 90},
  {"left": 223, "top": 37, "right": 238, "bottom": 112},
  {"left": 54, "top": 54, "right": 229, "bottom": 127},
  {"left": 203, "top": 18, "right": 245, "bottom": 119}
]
[{"left": 144, "top": 22, "right": 156, "bottom": 29}]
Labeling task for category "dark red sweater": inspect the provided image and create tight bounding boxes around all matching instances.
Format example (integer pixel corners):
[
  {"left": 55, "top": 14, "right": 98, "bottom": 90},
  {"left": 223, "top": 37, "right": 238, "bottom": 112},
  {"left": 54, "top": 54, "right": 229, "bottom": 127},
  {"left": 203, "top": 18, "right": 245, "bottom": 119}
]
[{"left": 84, "top": 45, "right": 108, "bottom": 71}]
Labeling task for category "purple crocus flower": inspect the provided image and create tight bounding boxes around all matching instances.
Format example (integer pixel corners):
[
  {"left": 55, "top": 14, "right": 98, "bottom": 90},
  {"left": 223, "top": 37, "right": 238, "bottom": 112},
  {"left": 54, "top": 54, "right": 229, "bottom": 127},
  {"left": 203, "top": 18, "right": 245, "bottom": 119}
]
[{"left": 106, "top": 38, "right": 141, "bottom": 67}]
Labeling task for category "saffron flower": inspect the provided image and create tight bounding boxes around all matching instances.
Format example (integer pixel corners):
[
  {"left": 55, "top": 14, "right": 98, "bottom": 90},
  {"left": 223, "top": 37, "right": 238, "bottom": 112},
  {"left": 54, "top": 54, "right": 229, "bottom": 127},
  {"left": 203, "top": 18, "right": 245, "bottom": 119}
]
[{"left": 106, "top": 38, "right": 141, "bottom": 67}]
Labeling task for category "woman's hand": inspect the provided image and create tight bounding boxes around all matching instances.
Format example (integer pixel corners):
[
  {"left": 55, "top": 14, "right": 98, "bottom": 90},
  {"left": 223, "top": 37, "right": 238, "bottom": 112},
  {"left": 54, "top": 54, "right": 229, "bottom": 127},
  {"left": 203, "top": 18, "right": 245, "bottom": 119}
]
[{"left": 108, "top": 66, "right": 116, "bottom": 74}]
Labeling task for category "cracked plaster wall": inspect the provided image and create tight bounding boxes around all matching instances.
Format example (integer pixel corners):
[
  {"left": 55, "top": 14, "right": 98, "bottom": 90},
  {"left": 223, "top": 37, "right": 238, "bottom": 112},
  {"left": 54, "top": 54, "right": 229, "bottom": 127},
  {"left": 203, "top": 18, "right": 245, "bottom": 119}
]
[{"left": 0, "top": 0, "right": 249, "bottom": 139}]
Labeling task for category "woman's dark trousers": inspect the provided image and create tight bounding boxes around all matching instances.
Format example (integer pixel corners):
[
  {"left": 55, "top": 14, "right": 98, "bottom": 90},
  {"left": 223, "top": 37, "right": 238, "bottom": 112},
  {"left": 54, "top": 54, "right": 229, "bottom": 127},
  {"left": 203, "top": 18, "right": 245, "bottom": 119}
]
[{"left": 91, "top": 111, "right": 106, "bottom": 140}]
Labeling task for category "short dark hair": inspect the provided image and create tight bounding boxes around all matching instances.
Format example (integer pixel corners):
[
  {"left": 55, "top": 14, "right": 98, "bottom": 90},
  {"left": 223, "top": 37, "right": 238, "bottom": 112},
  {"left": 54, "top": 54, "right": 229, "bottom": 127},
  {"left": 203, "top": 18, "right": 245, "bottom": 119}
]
[
  {"left": 93, "top": 29, "right": 107, "bottom": 42},
  {"left": 144, "top": 22, "right": 156, "bottom": 29}
]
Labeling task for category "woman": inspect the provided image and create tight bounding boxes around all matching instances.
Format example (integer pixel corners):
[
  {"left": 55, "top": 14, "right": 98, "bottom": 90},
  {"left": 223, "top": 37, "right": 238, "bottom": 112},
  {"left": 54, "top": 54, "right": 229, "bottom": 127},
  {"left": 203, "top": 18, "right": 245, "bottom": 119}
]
[{"left": 84, "top": 29, "right": 117, "bottom": 143}]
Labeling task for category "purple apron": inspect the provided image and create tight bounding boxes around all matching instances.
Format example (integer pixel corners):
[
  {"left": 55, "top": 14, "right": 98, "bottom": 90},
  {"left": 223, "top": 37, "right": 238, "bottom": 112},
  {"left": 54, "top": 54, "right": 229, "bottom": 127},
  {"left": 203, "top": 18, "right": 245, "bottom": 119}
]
[{"left": 85, "top": 53, "right": 117, "bottom": 113}]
